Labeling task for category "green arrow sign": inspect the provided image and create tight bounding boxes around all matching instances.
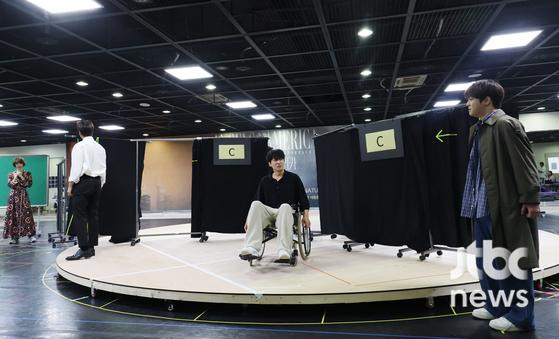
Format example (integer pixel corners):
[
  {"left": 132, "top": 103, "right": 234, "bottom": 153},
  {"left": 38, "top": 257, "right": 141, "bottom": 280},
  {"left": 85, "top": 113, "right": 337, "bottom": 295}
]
[{"left": 435, "top": 129, "right": 457, "bottom": 143}]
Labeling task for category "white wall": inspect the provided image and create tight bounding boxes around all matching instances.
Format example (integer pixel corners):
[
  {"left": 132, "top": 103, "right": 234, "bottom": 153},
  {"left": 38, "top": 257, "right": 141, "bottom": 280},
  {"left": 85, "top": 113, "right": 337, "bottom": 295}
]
[
  {"left": 532, "top": 142, "right": 559, "bottom": 173},
  {"left": 0, "top": 143, "right": 66, "bottom": 212}
]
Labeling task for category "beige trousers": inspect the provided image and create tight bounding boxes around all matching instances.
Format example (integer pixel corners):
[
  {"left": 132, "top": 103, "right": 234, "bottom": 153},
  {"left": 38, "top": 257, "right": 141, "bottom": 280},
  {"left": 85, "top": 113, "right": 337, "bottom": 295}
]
[{"left": 245, "top": 201, "right": 293, "bottom": 253}]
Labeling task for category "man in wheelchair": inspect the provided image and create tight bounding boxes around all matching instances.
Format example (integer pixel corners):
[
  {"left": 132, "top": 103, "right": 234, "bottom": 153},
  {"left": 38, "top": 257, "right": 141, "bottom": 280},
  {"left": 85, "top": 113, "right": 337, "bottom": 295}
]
[{"left": 239, "top": 149, "right": 311, "bottom": 262}]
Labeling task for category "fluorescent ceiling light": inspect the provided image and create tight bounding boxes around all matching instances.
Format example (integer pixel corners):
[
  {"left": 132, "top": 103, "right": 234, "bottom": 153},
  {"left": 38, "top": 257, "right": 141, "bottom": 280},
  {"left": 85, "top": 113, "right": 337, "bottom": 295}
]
[
  {"left": 112, "top": 92, "right": 123, "bottom": 98},
  {"left": 226, "top": 101, "right": 257, "bottom": 109},
  {"left": 205, "top": 84, "right": 216, "bottom": 90},
  {"left": 275, "top": 125, "right": 282, "bottom": 128},
  {"left": 481, "top": 30, "right": 542, "bottom": 51},
  {"left": 362, "top": 93, "right": 371, "bottom": 99},
  {"left": 26, "top": 0, "right": 102, "bottom": 14},
  {"left": 363, "top": 107, "right": 372, "bottom": 111},
  {"left": 162, "top": 110, "right": 171, "bottom": 114},
  {"left": 360, "top": 69, "right": 372, "bottom": 77},
  {"left": 445, "top": 82, "right": 474, "bottom": 92},
  {"left": 0, "top": 120, "right": 18, "bottom": 126},
  {"left": 165, "top": 66, "right": 213, "bottom": 80},
  {"left": 76, "top": 81, "right": 88, "bottom": 87},
  {"left": 20, "top": 140, "right": 27, "bottom": 143},
  {"left": 100, "top": 125, "right": 124, "bottom": 131},
  {"left": 47, "top": 115, "right": 81, "bottom": 122},
  {"left": 434, "top": 100, "right": 461, "bottom": 107},
  {"left": 142, "top": 133, "right": 149, "bottom": 137},
  {"left": 358, "top": 28, "right": 373, "bottom": 38},
  {"left": 0, "top": 104, "right": 3, "bottom": 108},
  {"left": 364, "top": 119, "right": 372, "bottom": 122},
  {"left": 220, "top": 128, "right": 226, "bottom": 132},
  {"left": 537, "top": 107, "right": 546, "bottom": 110},
  {"left": 43, "top": 129, "right": 68, "bottom": 134},
  {"left": 252, "top": 114, "right": 275, "bottom": 121},
  {"left": 139, "top": 103, "right": 150, "bottom": 107},
  {"left": 468, "top": 73, "right": 482, "bottom": 78},
  {"left": 194, "top": 119, "right": 202, "bottom": 123}
]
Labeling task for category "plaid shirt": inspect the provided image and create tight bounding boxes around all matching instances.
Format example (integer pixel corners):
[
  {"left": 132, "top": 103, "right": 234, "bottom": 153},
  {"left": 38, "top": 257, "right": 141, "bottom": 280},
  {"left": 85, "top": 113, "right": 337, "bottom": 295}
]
[{"left": 461, "top": 111, "right": 497, "bottom": 219}]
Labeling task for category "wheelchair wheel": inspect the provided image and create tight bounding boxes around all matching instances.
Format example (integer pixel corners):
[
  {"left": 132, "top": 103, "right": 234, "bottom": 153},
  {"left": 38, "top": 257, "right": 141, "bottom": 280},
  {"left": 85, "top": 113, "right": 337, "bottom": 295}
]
[{"left": 297, "top": 220, "right": 311, "bottom": 260}]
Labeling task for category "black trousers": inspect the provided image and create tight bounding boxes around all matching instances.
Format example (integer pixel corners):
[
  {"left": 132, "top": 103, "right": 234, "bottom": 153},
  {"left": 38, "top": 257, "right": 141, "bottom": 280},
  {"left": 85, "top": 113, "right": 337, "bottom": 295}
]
[{"left": 73, "top": 176, "right": 101, "bottom": 250}]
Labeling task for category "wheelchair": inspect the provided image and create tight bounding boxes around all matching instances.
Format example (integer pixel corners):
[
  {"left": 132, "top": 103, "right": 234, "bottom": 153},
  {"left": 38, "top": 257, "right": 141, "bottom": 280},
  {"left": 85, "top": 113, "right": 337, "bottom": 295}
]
[{"left": 244, "top": 205, "right": 312, "bottom": 267}]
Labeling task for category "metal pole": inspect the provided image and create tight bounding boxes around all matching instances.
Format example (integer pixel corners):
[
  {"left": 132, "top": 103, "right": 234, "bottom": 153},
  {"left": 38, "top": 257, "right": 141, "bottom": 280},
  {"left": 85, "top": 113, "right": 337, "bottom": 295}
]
[{"left": 135, "top": 141, "right": 139, "bottom": 238}]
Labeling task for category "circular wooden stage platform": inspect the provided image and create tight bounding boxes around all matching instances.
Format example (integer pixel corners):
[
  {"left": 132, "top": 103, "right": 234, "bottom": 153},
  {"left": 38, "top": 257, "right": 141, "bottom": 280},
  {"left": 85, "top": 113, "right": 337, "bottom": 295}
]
[{"left": 56, "top": 225, "right": 559, "bottom": 305}]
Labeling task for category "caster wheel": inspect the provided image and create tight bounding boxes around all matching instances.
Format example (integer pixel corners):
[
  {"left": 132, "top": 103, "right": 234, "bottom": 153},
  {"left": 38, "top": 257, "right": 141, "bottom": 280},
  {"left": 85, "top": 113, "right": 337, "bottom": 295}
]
[
  {"left": 342, "top": 244, "right": 347, "bottom": 249},
  {"left": 48, "top": 238, "right": 53, "bottom": 243},
  {"left": 74, "top": 241, "right": 77, "bottom": 246},
  {"left": 436, "top": 250, "right": 443, "bottom": 256},
  {"left": 347, "top": 246, "right": 352, "bottom": 252},
  {"left": 425, "top": 297, "right": 435, "bottom": 309},
  {"left": 52, "top": 243, "right": 56, "bottom": 249},
  {"left": 131, "top": 241, "right": 136, "bottom": 246},
  {"left": 419, "top": 255, "right": 426, "bottom": 261},
  {"left": 365, "top": 243, "right": 370, "bottom": 249},
  {"left": 397, "top": 252, "right": 403, "bottom": 258},
  {"left": 165, "top": 301, "right": 175, "bottom": 312},
  {"left": 331, "top": 234, "right": 337, "bottom": 239},
  {"left": 290, "top": 256, "right": 297, "bottom": 266},
  {"left": 293, "top": 249, "right": 298, "bottom": 257}
]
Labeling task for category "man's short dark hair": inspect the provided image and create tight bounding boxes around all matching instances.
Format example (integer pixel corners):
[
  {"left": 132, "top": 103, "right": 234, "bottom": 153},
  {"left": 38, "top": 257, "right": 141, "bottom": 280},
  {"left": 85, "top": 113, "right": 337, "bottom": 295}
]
[
  {"left": 77, "top": 120, "right": 94, "bottom": 137},
  {"left": 464, "top": 79, "right": 505, "bottom": 108},
  {"left": 266, "top": 149, "right": 285, "bottom": 163}
]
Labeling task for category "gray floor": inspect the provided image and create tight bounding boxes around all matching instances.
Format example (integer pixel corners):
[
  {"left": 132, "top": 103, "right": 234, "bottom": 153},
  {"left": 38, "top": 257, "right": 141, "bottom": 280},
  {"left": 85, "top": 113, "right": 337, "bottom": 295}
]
[{"left": 1, "top": 216, "right": 559, "bottom": 338}]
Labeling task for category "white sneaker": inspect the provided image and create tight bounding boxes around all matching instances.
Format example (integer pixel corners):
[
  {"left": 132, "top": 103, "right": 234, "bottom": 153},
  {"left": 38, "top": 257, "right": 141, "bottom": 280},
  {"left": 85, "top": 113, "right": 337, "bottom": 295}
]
[
  {"left": 28, "top": 236, "right": 37, "bottom": 243},
  {"left": 489, "top": 317, "right": 524, "bottom": 332},
  {"left": 240, "top": 247, "right": 259, "bottom": 257},
  {"left": 472, "top": 308, "right": 496, "bottom": 320},
  {"left": 278, "top": 249, "right": 291, "bottom": 260}
]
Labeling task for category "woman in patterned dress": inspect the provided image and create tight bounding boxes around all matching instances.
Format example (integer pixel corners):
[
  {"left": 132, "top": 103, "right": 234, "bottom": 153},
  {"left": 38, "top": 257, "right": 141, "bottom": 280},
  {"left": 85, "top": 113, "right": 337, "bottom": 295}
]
[{"left": 3, "top": 157, "right": 36, "bottom": 244}]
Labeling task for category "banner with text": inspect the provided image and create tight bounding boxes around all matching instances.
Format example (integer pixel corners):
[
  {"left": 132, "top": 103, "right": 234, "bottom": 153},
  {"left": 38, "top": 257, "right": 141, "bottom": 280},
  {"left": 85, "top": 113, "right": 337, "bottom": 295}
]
[{"left": 222, "top": 126, "right": 341, "bottom": 208}]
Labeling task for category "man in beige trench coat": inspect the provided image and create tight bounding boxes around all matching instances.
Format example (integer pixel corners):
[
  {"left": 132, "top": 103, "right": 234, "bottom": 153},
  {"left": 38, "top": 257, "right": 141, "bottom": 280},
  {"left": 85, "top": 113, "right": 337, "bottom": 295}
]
[{"left": 461, "top": 79, "right": 540, "bottom": 332}]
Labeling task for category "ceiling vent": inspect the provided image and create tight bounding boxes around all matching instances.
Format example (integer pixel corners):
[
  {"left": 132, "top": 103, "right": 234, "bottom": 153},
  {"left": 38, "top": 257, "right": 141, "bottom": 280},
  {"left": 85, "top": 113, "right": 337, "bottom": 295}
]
[
  {"left": 197, "top": 93, "right": 229, "bottom": 104},
  {"left": 394, "top": 75, "right": 427, "bottom": 89}
]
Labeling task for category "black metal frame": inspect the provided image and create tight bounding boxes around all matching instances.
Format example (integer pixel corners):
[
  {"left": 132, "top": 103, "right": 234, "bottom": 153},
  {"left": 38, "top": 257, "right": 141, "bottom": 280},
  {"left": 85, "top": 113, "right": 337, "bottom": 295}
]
[
  {"left": 48, "top": 159, "right": 77, "bottom": 248},
  {"left": 129, "top": 139, "right": 206, "bottom": 247}
]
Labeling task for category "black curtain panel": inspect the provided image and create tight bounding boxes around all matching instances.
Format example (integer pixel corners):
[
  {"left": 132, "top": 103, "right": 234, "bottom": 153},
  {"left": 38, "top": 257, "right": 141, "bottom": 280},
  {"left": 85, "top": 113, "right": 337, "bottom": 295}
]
[
  {"left": 315, "top": 107, "right": 473, "bottom": 251},
  {"left": 422, "top": 109, "right": 473, "bottom": 247},
  {"left": 315, "top": 128, "right": 357, "bottom": 237},
  {"left": 191, "top": 138, "right": 270, "bottom": 234},
  {"left": 98, "top": 139, "right": 146, "bottom": 241}
]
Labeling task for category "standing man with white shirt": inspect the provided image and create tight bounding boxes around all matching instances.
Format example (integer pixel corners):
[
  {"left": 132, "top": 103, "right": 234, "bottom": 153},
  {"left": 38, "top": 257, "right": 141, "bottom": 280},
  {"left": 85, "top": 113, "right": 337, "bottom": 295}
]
[{"left": 66, "top": 120, "right": 107, "bottom": 261}]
